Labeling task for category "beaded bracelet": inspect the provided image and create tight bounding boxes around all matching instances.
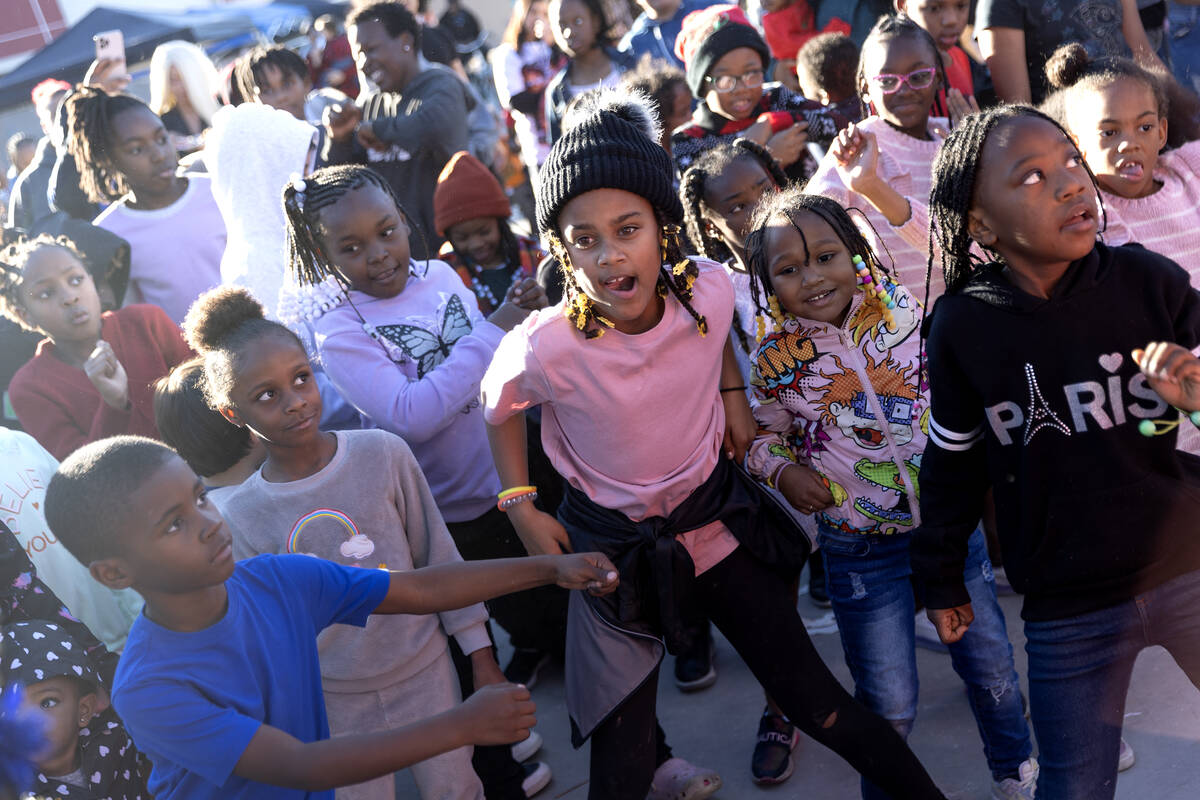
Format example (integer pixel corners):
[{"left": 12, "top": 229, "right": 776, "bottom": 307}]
[{"left": 498, "top": 490, "right": 538, "bottom": 512}]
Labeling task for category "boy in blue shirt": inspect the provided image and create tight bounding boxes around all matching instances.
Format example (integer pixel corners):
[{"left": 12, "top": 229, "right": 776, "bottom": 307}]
[{"left": 43, "top": 435, "right": 618, "bottom": 800}]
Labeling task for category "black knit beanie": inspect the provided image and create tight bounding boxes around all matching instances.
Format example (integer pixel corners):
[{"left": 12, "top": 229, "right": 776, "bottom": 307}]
[
  {"left": 675, "top": 5, "right": 771, "bottom": 98},
  {"left": 536, "top": 92, "right": 684, "bottom": 237}
]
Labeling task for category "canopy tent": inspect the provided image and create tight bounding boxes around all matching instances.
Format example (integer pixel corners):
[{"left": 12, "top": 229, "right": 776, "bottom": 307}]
[{"left": 0, "top": 1, "right": 345, "bottom": 110}]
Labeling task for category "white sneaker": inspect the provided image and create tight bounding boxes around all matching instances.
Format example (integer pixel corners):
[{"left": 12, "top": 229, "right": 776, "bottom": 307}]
[
  {"left": 512, "top": 729, "right": 542, "bottom": 764},
  {"left": 1119, "top": 738, "right": 1136, "bottom": 771},
  {"left": 521, "top": 761, "right": 552, "bottom": 798},
  {"left": 991, "top": 757, "right": 1037, "bottom": 800},
  {"left": 646, "top": 757, "right": 722, "bottom": 800}
]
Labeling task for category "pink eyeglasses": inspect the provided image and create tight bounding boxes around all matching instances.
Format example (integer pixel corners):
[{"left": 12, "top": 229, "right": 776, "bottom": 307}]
[{"left": 869, "top": 67, "right": 937, "bottom": 94}]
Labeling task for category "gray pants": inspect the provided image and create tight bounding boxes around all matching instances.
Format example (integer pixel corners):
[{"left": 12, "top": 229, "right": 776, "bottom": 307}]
[{"left": 325, "top": 649, "right": 484, "bottom": 800}]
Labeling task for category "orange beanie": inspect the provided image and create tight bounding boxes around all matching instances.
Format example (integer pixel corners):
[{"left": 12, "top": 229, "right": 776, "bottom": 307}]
[{"left": 433, "top": 151, "right": 512, "bottom": 237}]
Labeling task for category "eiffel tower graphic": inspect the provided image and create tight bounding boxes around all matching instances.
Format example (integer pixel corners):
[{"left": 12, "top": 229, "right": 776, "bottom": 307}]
[{"left": 1022, "top": 362, "right": 1072, "bottom": 446}]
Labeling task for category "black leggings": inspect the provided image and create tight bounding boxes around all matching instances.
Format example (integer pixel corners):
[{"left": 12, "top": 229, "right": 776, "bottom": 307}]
[{"left": 587, "top": 547, "right": 946, "bottom": 800}]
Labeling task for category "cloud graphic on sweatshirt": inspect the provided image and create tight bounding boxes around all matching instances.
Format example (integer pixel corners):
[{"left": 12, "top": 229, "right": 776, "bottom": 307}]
[{"left": 340, "top": 534, "right": 376, "bottom": 560}]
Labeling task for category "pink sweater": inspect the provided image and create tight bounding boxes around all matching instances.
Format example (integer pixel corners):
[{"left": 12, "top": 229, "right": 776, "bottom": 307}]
[
  {"left": 482, "top": 259, "right": 739, "bottom": 573},
  {"left": 1102, "top": 141, "right": 1200, "bottom": 285},
  {"left": 806, "top": 115, "right": 947, "bottom": 301}
]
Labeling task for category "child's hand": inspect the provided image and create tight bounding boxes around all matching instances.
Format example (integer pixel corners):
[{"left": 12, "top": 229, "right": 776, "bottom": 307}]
[
  {"left": 487, "top": 300, "right": 532, "bottom": 332},
  {"left": 944, "top": 88, "right": 981, "bottom": 130},
  {"left": 325, "top": 103, "right": 362, "bottom": 143},
  {"left": 469, "top": 648, "right": 507, "bottom": 689},
  {"left": 84, "top": 340, "right": 130, "bottom": 410},
  {"left": 508, "top": 505, "right": 574, "bottom": 555},
  {"left": 777, "top": 464, "right": 835, "bottom": 515},
  {"left": 458, "top": 683, "right": 537, "bottom": 745},
  {"left": 765, "top": 121, "right": 809, "bottom": 168},
  {"left": 743, "top": 118, "right": 774, "bottom": 146},
  {"left": 552, "top": 552, "right": 620, "bottom": 595},
  {"left": 926, "top": 603, "right": 974, "bottom": 644},
  {"left": 1134, "top": 342, "right": 1200, "bottom": 412},
  {"left": 831, "top": 124, "right": 882, "bottom": 195},
  {"left": 721, "top": 389, "right": 756, "bottom": 463},
  {"left": 507, "top": 277, "right": 548, "bottom": 311}
]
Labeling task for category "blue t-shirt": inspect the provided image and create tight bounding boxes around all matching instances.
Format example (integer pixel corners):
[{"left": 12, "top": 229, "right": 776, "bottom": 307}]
[{"left": 112, "top": 555, "right": 391, "bottom": 799}]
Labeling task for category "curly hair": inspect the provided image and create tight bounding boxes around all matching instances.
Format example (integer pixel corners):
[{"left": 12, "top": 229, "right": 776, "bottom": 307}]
[{"left": 0, "top": 234, "right": 89, "bottom": 330}]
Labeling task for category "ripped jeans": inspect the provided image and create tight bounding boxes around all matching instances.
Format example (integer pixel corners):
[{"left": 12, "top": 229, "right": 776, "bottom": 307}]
[{"left": 819, "top": 525, "right": 1032, "bottom": 799}]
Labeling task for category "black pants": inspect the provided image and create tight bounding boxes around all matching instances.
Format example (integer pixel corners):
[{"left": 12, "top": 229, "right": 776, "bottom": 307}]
[
  {"left": 587, "top": 547, "right": 946, "bottom": 800},
  {"left": 446, "top": 506, "right": 568, "bottom": 655},
  {"left": 450, "top": 628, "right": 527, "bottom": 800}
]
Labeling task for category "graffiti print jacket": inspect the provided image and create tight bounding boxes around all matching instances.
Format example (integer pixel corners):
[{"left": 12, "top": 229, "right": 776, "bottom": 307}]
[{"left": 746, "top": 283, "right": 925, "bottom": 536}]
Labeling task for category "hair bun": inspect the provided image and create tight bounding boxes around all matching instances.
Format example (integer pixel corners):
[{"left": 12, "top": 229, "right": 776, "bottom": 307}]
[
  {"left": 1045, "top": 42, "right": 1092, "bottom": 90},
  {"left": 562, "top": 87, "right": 662, "bottom": 147},
  {"left": 184, "top": 286, "right": 266, "bottom": 353}
]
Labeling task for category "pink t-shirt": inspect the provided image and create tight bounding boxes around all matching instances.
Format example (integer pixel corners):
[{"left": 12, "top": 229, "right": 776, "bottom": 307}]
[{"left": 482, "top": 259, "right": 739, "bottom": 574}]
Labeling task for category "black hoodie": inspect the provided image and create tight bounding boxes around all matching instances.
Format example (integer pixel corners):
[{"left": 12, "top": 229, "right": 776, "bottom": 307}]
[{"left": 912, "top": 242, "right": 1200, "bottom": 621}]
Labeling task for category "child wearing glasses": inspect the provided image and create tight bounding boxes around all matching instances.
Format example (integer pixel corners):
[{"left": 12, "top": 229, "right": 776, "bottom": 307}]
[
  {"left": 806, "top": 15, "right": 953, "bottom": 303},
  {"left": 670, "top": 4, "right": 846, "bottom": 183}
]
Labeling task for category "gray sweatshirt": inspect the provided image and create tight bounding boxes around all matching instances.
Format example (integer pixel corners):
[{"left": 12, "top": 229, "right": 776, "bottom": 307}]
[{"left": 221, "top": 429, "right": 490, "bottom": 692}]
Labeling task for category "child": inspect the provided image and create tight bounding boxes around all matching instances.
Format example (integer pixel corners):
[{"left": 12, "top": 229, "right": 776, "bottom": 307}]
[
  {"left": 1043, "top": 43, "right": 1200, "bottom": 274},
  {"left": 806, "top": 15, "right": 948, "bottom": 299},
  {"left": 64, "top": 86, "right": 225, "bottom": 326},
  {"left": 1, "top": 235, "right": 192, "bottom": 459},
  {"left": 184, "top": 285, "right": 545, "bottom": 800},
  {"left": 545, "top": 0, "right": 637, "bottom": 143},
  {"left": 3, "top": 620, "right": 152, "bottom": 799},
  {"left": 490, "top": 0, "right": 562, "bottom": 183},
  {"left": 620, "top": 57, "right": 693, "bottom": 154},
  {"left": 481, "top": 87, "right": 947, "bottom": 800},
  {"left": 42, "top": 434, "right": 617, "bottom": 799},
  {"left": 742, "top": 187, "right": 1037, "bottom": 800},
  {"left": 237, "top": 44, "right": 348, "bottom": 125},
  {"left": 283, "top": 164, "right": 569, "bottom": 694},
  {"left": 671, "top": 5, "right": 844, "bottom": 182},
  {"left": 0, "top": 427, "right": 143, "bottom": 653},
  {"left": 795, "top": 32, "right": 863, "bottom": 124},
  {"left": 913, "top": 103, "right": 1200, "bottom": 799},
  {"left": 434, "top": 150, "right": 547, "bottom": 315},
  {"left": 323, "top": 2, "right": 473, "bottom": 260},
  {"left": 152, "top": 358, "right": 266, "bottom": 508},
  {"left": 894, "top": 0, "right": 976, "bottom": 100}
]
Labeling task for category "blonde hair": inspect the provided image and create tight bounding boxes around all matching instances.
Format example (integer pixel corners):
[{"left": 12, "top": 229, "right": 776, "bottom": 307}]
[{"left": 149, "top": 41, "right": 220, "bottom": 123}]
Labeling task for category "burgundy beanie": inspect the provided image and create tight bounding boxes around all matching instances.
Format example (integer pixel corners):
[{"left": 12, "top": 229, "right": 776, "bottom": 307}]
[{"left": 433, "top": 151, "right": 511, "bottom": 237}]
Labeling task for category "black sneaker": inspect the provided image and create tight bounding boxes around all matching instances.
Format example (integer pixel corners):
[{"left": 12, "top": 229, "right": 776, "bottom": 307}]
[
  {"left": 521, "top": 761, "right": 552, "bottom": 797},
  {"left": 504, "top": 648, "right": 551, "bottom": 689},
  {"left": 751, "top": 708, "right": 798, "bottom": 785},
  {"left": 808, "top": 556, "right": 832, "bottom": 608},
  {"left": 673, "top": 630, "right": 717, "bottom": 692}
]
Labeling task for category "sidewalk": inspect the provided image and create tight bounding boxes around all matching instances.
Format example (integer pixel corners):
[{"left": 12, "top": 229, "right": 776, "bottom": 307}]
[{"left": 399, "top": 585, "right": 1200, "bottom": 799}]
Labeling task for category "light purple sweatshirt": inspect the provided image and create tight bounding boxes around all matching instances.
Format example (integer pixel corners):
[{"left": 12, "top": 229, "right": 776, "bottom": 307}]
[{"left": 313, "top": 260, "right": 504, "bottom": 523}]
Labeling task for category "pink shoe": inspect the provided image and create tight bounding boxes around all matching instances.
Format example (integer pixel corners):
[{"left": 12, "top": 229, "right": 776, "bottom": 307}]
[{"left": 646, "top": 757, "right": 722, "bottom": 800}]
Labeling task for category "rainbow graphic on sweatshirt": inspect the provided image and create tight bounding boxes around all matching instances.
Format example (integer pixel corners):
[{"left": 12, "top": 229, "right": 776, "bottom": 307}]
[{"left": 287, "top": 508, "right": 358, "bottom": 554}]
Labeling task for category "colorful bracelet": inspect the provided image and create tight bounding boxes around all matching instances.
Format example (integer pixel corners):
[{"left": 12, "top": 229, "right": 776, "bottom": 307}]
[
  {"left": 498, "top": 485, "right": 536, "bottom": 500},
  {"left": 498, "top": 490, "right": 538, "bottom": 512}
]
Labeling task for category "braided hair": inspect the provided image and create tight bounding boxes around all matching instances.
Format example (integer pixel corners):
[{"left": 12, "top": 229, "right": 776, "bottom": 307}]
[
  {"left": 64, "top": 86, "right": 156, "bottom": 203},
  {"left": 745, "top": 188, "right": 893, "bottom": 328},
  {"left": 680, "top": 137, "right": 786, "bottom": 354},
  {"left": 856, "top": 14, "right": 950, "bottom": 122},
  {"left": 283, "top": 164, "right": 424, "bottom": 289},
  {"left": 547, "top": 211, "right": 707, "bottom": 340},
  {"left": 680, "top": 137, "right": 787, "bottom": 264},
  {"left": 926, "top": 104, "right": 1106, "bottom": 298},
  {"left": 0, "top": 234, "right": 88, "bottom": 330}
]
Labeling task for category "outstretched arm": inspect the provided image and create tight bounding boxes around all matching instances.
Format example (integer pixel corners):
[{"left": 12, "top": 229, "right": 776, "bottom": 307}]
[
  {"left": 375, "top": 553, "right": 617, "bottom": 616},
  {"left": 235, "top": 684, "right": 535, "bottom": 790}
]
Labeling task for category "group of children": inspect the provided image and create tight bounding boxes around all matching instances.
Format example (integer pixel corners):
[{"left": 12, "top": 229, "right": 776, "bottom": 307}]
[{"left": 6, "top": 1, "right": 1200, "bottom": 800}]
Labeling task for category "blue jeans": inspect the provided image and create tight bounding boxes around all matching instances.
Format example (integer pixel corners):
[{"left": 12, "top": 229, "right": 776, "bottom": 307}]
[
  {"left": 819, "top": 525, "right": 1032, "bottom": 800},
  {"left": 1024, "top": 567, "right": 1200, "bottom": 799}
]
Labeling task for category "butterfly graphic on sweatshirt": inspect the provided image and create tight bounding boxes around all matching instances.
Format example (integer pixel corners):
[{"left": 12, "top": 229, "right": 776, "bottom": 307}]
[{"left": 375, "top": 294, "right": 474, "bottom": 378}]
